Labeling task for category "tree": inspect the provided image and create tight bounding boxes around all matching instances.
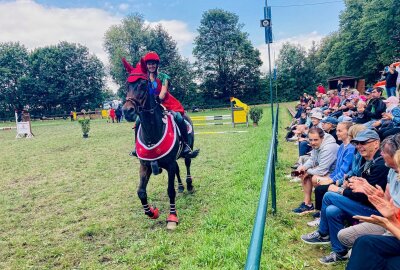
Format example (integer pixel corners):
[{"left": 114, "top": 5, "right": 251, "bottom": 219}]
[
  {"left": 274, "top": 43, "right": 310, "bottom": 102},
  {"left": 193, "top": 9, "right": 262, "bottom": 104},
  {"left": 26, "top": 42, "right": 106, "bottom": 114},
  {"left": 104, "top": 14, "right": 195, "bottom": 106},
  {"left": 0, "top": 42, "right": 29, "bottom": 118}
]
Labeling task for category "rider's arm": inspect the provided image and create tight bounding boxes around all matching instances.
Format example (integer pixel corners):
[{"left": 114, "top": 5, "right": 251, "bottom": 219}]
[{"left": 159, "top": 80, "right": 168, "bottom": 100}]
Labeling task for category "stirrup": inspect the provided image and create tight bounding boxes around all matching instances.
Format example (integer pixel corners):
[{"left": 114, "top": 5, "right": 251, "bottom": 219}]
[{"left": 129, "top": 149, "right": 137, "bottom": 157}]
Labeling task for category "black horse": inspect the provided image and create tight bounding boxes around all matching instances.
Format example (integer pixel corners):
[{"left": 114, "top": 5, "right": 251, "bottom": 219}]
[{"left": 122, "top": 59, "right": 199, "bottom": 230}]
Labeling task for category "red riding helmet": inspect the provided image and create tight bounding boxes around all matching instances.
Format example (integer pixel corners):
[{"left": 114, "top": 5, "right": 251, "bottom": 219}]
[{"left": 144, "top": 51, "right": 160, "bottom": 63}]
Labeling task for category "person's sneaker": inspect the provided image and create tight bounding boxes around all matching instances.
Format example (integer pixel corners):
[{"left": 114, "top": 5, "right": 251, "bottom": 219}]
[
  {"left": 287, "top": 135, "right": 298, "bottom": 142},
  {"left": 307, "top": 217, "right": 320, "bottom": 227},
  {"left": 318, "top": 252, "right": 347, "bottom": 265},
  {"left": 291, "top": 163, "right": 300, "bottom": 169},
  {"left": 312, "top": 211, "right": 321, "bottom": 218},
  {"left": 289, "top": 177, "right": 301, "bottom": 183},
  {"left": 292, "top": 202, "right": 314, "bottom": 215},
  {"left": 301, "top": 230, "right": 330, "bottom": 245}
]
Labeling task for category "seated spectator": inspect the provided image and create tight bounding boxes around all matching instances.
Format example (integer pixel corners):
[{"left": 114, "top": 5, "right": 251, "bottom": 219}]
[
  {"left": 300, "top": 129, "right": 390, "bottom": 265},
  {"left": 308, "top": 122, "right": 355, "bottom": 227},
  {"left": 292, "top": 128, "right": 339, "bottom": 214},
  {"left": 314, "top": 94, "right": 325, "bottom": 107},
  {"left": 336, "top": 134, "right": 400, "bottom": 256},
  {"left": 297, "top": 112, "right": 324, "bottom": 156},
  {"left": 353, "top": 100, "right": 371, "bottom": 124},
  {"left": 321, "top": 117, "right": 342, "bottom": 144},
  {"left": 364, "top": 87, "right": 386, "bottom": 128},
  {"left": 345, "top": 148, "right": 400, "bottom": 270},
  {"left": 325, "top": 90, "right": 341, "bottom": 114},
  {"left": 376, "top": 96, "right": 400, "bottom": 139},
  {"left": 345, "top": 124, "right": 367, "bottom": 178}
]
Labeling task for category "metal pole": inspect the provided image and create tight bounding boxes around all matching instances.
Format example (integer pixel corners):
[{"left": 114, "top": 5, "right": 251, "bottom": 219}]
[{"left": 264, "top": 0, "right": 274, "bottom": 124}]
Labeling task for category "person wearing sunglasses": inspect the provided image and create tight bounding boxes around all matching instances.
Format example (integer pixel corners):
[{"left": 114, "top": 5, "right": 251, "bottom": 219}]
[{"left": 301, "top": 129, "right": 390, "bottom": 265}]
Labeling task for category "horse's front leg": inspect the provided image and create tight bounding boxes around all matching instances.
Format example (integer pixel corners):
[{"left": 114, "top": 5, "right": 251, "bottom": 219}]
[
  {"left": 137, "top": 163, "right": 159, "bottom": 219},
  {"left": 166, "top": 162, "right": 179, "bottom": 230}
]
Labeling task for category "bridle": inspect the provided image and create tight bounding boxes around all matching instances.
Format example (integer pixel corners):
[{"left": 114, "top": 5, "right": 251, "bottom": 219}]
[{"left": 125, "top": 81, "right": 160, "bottom": 114}]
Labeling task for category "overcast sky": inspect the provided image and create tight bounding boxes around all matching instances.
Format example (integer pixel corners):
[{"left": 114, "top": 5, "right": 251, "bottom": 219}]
[{"left": 0, "top": 0, "right": 345, "bottom": 90}]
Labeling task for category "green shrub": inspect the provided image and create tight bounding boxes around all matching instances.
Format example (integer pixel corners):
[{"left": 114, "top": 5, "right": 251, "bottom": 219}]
[
  {"left": 249, "top": 107, "right": 263, "bottom": 125},
  {"left": 78, "top": 118, "right": 91, "bottom": 137}
]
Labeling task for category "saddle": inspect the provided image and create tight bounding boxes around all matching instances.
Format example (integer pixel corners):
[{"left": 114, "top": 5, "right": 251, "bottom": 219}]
[{"left": 136, "top": 113, "right": 192, "bottom": 161}]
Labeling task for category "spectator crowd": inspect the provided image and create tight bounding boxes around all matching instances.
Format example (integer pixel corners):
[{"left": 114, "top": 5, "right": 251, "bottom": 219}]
[{"left": 286, "top": 76, "right": 400, "bottom": 268}]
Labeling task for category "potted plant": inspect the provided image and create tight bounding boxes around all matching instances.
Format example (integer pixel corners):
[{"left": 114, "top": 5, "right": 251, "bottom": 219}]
[
  {"left": 78, "top": 118, "right": 91, "bottom": 138},
  {"left": 249, "top": 107, "right": 263, "bottom": 127}
]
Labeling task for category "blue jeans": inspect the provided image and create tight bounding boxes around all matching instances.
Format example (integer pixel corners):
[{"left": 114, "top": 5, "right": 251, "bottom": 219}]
[
  {"left": 386, "top": 86, "right": 397, "bottom": 97},
  {"left": 299, "top": 141, "right": 311, "bottom": 156},
  {"left": 346, "top": 235, "right": 400, "bottom": 270},
  {"left": 318, "top": 192, "right": 381, "bottom": 253}
]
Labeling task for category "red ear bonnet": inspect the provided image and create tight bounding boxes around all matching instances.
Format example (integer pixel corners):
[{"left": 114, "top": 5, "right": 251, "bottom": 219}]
[{"left": 122, "top": 57, "right": 148, "bottom": 83}]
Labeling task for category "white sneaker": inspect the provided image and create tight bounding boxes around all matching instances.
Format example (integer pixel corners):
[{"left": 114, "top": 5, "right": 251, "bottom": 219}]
[
  {"left": 307, "top": 218, "right": 320, "bottom": 227},
  {"left": 287, "top": 136, "right": 298, "bottom": 142},
  {"left": 289, "top": 177, "right": 301, "bottom": 183}
]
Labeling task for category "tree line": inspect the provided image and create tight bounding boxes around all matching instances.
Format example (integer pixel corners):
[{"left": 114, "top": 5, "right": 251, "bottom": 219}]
[{"left": 1, "top": 0, "right": 399, "bottom": 119}]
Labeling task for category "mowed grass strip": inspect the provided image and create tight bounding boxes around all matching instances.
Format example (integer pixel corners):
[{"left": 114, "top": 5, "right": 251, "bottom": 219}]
[{"left": 1, "top": 107, "right": 271, "bottom": 270}]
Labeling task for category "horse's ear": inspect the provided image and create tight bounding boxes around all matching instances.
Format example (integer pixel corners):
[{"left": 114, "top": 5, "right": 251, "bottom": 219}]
[{"left": 121, "top": 57, "right": 134, "bottom": 73}]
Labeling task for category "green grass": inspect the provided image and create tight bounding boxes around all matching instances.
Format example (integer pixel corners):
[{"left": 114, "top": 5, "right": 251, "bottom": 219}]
[{"left": 0, "top": 105, "right": 345, "bottom": 269}]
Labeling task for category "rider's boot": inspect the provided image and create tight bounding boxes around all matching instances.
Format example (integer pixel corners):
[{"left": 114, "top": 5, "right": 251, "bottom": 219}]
[{"left": 176, "top": 116, "right": 192, "bottom": 157}]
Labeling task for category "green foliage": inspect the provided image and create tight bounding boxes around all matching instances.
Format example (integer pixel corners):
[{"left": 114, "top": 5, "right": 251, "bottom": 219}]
[
  {"left": 27, "top": 42, "right": 106, "bottom": 114},
  {"left": 0, "top": 42, "right": 29, "bottom": 117},
  {"left": 104, "top": 14, "right": 195, "bottom": 105},
  {"left": 78, "top": 118, "right": 90, "bottom": 136},
  {"left": 193, "top": 9, "right": 263, "bottom": 104},
  {"left": 0, "top": 41, "right": 106, "bottom": 119},
  {"left": 249, "top": 107, "right": 263, "bottom": 124}
]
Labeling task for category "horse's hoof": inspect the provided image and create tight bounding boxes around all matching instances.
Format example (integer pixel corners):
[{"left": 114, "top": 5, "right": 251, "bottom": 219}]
[
  {"left": 178, "top": 185, "right": 184, "bottom": 193},
  {"left": 166, "top": 214, "right": 178, "bottom": 230},
  {"left": 148, "top": 207, "right": 159, "bottom": 219},
  {"left": 167, "top": 221, "right": 177, "bottom": 230}
]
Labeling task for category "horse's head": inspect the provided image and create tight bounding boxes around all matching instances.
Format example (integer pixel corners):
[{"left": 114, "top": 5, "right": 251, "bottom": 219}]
[
  {"left": 121, "top": 58, "right": 148, "bottom": 122},
  {"left": 121, "top": 58, "right": 161, "bottom": 122}
]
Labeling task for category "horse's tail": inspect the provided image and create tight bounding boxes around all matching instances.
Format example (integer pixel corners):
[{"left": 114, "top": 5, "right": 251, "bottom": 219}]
[{"left": 187, "top": 149, "right": 200, "bottom": 159}]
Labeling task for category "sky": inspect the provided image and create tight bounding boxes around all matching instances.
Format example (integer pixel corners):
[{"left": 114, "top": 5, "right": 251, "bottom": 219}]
[{"left": 0, "top": 0, "right": 345, "bottom": 90}]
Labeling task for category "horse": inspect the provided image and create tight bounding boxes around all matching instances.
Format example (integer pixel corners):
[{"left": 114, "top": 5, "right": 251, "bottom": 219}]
[{"left": 121, "top": 58, "right": 199, "bottom": 230}]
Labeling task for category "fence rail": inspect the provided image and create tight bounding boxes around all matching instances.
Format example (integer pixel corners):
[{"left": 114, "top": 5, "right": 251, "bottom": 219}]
[{"left": 245, "top": 104, "right": 279, "bottom": 270}]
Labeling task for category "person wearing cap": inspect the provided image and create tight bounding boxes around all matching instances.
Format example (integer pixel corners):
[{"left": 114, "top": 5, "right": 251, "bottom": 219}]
[
  {"left": 293, "top": 127, "right": 339, "bottom": 215},
  {"left": 376, "top": 96, "right": 400, "bottom": 139},
  {"left": 363, "top": 87, "right": 386, "bottom": 128},
  {"left": 130, "top": 51, "right": 192, "bottom": 157},
  {"left": 321, "top": 117, "right": 341, "bottom": 144},
  {"left": 301, "top": 129, "right": 389, "bottom": 265},
  {"left": 336, "top": 134, "right": 400, "bottom": 269}
]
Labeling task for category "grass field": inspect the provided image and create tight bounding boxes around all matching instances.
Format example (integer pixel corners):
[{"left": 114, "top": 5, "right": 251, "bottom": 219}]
[{"left": 0, "top": 105, "right": 345, "bottom": 269}]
